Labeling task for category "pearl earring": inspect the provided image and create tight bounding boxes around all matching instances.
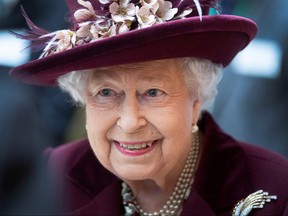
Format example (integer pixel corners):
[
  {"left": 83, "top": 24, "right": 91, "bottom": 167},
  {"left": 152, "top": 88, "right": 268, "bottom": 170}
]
[{"left": 192, "top": 124, "right": 199, "bottom": 133}]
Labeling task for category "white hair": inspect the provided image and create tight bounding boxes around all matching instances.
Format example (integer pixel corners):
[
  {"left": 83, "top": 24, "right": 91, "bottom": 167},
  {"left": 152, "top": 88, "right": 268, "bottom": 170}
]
[
  {"left": 57, "top": 57, "right": 223, "bottom": 109},
  {"left": 180, "top": 58, "right": 223, "bottom": 109}
]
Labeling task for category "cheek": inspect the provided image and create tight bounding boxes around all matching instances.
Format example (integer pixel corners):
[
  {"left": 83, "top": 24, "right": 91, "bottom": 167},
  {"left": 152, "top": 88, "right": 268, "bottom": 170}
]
[
  {"left": 85, "top": 106, "right": 116, "bottom": 168},
  {"left": 151, "top": 101, "right": 193, "bottom": 150},
  {"left": 151, "top": 100, "right": 193, "bottom": 132},
  {"left": 85, "top": 103, "right": 117, "bottom": 136}
]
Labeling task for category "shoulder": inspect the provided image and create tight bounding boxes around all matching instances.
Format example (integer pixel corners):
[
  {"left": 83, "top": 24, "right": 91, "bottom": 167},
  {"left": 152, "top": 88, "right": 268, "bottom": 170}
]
[
  {"left": 241, "top": 142, "right": 288, "bottom": 170},
  {"left": 45, "top": 139, "right": 91, "bottom": 166},
  {"left": 240, "top": 142, "right": 288, "bottom": 188},
  {"left": 198, "top": 112, "right": 288, "bottom": 215},
  {"left": 45, "top": 139, "right": 91, "bottom": 158},
  {"left": 236, "top": 143, "right": 288, "bottom": 215},
  {"left": 44, "top": 139, "right": 94, "bottom": 179},
  {"left": 44, "top": 139, "right": 111, "bottom": 212},
  {"left": 200, "top": 111, "right": 288, "bottom": 175}
]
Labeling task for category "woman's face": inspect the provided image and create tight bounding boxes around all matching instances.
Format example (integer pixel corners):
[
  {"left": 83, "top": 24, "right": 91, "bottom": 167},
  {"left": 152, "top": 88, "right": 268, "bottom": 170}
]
[{"left": 85, "top": 59, "right": 202, "bottom": 182}]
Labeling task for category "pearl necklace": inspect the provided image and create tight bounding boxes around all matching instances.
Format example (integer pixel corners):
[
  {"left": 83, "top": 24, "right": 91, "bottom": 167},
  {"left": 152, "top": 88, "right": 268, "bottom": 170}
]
[{"left": 122, "top": 132, "right": 200, "bottom": 216}]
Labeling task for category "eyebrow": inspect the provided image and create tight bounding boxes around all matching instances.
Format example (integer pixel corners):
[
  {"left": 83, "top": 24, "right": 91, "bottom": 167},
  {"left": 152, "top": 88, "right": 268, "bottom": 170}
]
[{"left": 90, "top": 68, "right": 175, "bottom": 84}]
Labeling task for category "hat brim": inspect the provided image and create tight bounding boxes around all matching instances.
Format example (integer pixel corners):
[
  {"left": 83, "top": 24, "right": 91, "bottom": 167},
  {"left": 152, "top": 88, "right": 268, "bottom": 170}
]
[{"left": 10, "top": 15, "right": 257, "bottom": 86}]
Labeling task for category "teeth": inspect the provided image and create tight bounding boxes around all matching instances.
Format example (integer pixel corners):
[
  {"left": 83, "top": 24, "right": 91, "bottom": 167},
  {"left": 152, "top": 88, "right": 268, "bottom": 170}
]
[{"left": 119, "top": 141, "right": 154, "bottom": 150}]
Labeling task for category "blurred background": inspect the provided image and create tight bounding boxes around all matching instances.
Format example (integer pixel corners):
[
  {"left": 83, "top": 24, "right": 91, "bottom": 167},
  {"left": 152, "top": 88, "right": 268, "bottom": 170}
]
[
  {"left": 0, "top": 0, "right": 76, "bottom": 214},
  {"left": 0, "top": 0, "right": 287, "bottom": 214},
  {"left": 212, "top": 0, "right": 288, "bottom": 157}
]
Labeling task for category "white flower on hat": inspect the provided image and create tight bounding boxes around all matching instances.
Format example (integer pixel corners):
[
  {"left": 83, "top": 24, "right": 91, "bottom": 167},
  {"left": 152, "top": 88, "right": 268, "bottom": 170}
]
[
  {"left": 19, "top": 0, "right": 215, "bottom": 58},
  {"left": 93, "top": 19, "right": 117, "bottom": 38},
  {"left": 56, "top": 30, "right": 75, "bottom": 51},
  {"left": 136, "top": 6, "right": 156, "bottom": 28},
  {"left": 99, "top": 0, "right": 113, "bottom": 4},
  {"left": 109, "top": 0, "right": 136, "bottom": 23},
  {"left": 74, "top": 0, "right": 97, "bottom": 22},
  {"left": 153, "top": 0, "right": 178, "bottom": 22},
  {"left": 76, "top": 23, "right": 92, "bottom": 38},
  {"left": 140, "top": 0, "right": 158, "bottom": 9},
  {"left": 117, "top": 21, "right": 132, "bottom": 33},
  {"left": 90, "top": 24, "right": 100, "bottom": 39}
]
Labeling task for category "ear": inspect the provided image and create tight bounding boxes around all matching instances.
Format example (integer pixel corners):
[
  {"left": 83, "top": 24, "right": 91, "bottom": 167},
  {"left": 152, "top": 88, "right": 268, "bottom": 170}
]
[{"left": 192, "top": 99, "right": 202, "bottom": 124}]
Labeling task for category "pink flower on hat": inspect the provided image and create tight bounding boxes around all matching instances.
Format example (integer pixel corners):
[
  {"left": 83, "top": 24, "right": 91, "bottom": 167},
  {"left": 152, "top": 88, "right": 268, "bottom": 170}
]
[
  {"left": 74, "top": 0, "right": 97, "bottom": 22},
  {"left": 153, "top": 0, "right": 178, "bottom": 22}
]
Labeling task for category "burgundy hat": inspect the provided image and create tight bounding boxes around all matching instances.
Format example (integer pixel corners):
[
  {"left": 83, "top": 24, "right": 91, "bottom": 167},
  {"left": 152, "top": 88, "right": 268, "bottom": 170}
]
[{"left": 10, "top": 0, "right": 257, "bottom": 86}]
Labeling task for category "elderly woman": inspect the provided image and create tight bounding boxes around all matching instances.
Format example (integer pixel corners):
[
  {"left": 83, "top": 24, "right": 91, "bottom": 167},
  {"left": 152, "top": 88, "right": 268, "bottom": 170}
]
[{"left": 10, "top": 0, "right": 288, "bottom": 215}]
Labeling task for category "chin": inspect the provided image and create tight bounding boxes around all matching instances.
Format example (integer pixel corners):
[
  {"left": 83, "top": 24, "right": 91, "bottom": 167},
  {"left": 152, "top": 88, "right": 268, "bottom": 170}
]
[{"left": 113, "top": 166, "right": 155, "bottom": 181}]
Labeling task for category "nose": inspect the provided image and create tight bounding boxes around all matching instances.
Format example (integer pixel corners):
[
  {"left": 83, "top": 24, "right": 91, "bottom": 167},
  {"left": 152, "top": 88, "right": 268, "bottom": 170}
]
[{"left": 117, "top": 96, "right": 147, "bottom": 133}]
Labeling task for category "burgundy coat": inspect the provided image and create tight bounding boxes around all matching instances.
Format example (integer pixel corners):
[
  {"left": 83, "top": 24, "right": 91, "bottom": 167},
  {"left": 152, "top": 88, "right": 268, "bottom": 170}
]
[{"left": 46, "top": 112, "right": 288, "bottom": 215}]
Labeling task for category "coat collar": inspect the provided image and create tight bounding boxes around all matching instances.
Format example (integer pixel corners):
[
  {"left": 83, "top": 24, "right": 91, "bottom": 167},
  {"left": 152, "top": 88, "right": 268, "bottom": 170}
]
[
  {"left": 68, "top": 179, "right": 123, "bottom": 215},
  {"left": 66, "top": 112, "right": 253, "bottom": 215},
  {"left": 181, "top": 188, "right": 217, "bottom": 216},
  {"left": 67, "top": 146, "right": 118, "bottom": 198},
  {"left": 193, "top": 112, "right": 253, "bottom": 212}
]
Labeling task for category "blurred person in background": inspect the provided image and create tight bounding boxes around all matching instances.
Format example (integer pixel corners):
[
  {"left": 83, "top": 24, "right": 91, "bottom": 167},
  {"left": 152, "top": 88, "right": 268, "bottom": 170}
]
[
  {"left": 212, "top": 0, "right": 288, "bottom": 157},
  {"left": 0, "top": 0, "right": 74, "bottom": 213}
]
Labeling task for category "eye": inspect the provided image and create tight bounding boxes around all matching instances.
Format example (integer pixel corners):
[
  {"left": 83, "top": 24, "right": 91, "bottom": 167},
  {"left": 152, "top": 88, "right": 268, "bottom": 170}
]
[
  {"left": 98, "top": 88, "right": 116, "bottom": 97},
  {"left": 88, "top": 87, "right": 120, "bottom": 109},
  {"left": 145, "top": 89, "right": 164, "bottom": 97}
]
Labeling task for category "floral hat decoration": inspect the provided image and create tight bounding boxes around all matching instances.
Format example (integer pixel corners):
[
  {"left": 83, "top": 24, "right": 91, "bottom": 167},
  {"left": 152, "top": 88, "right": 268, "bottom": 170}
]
[{"left": 10, "top": 0, "right": 257, "bottom": 86}]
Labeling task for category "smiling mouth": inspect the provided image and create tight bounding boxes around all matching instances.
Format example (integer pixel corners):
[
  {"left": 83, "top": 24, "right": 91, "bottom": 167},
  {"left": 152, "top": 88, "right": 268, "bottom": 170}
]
[{"left": 117, "top": 141, "right": 156, "bottom": 151}]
